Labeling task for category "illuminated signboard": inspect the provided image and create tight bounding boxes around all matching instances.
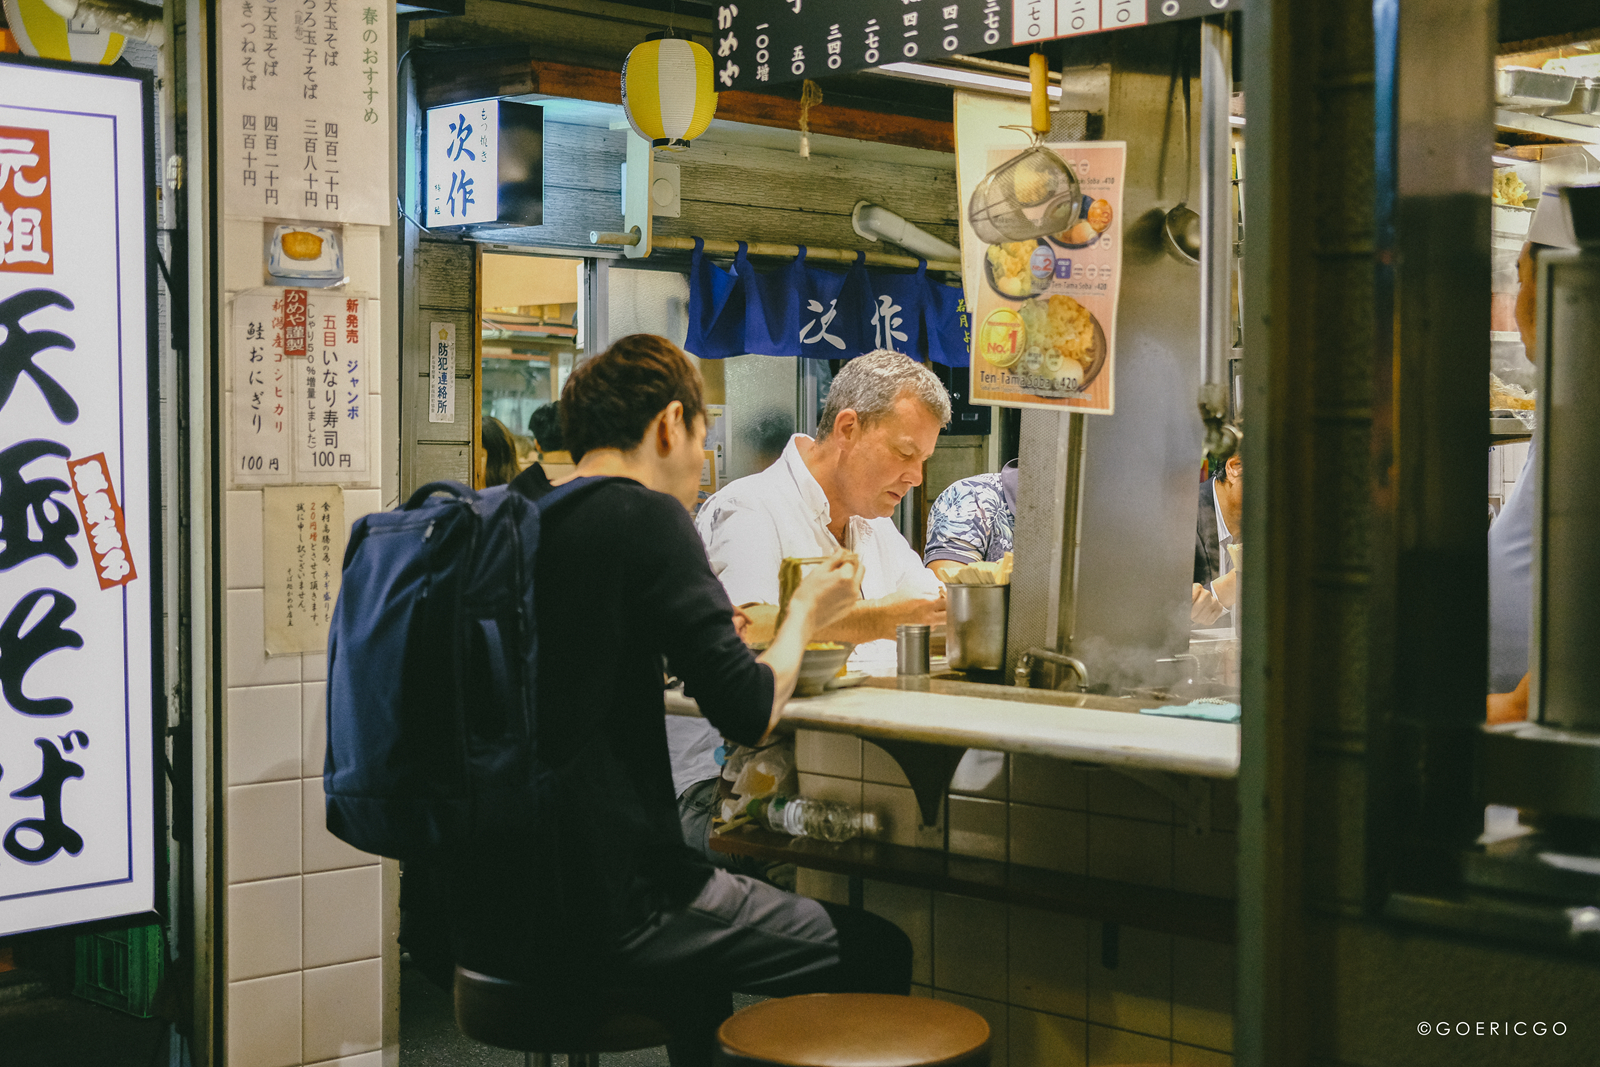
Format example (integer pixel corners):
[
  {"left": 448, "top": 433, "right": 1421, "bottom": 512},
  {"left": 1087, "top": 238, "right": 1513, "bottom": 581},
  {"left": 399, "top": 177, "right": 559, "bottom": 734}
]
[
  {"left": 424, "top": 99, "right": 544, "bottom": 229},
  {"left": 0, "top": 55, "right": 161, "bottom": 937}
]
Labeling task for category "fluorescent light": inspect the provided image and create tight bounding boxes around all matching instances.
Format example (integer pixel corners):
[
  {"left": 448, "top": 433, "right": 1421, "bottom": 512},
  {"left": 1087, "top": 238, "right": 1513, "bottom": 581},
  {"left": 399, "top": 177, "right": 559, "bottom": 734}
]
[
  {"left": 870, "top": 62, "right": 1063, "bottom": 101},
  {"left": 1228, "top": 114, "right": 1246, "bottom": 128}
]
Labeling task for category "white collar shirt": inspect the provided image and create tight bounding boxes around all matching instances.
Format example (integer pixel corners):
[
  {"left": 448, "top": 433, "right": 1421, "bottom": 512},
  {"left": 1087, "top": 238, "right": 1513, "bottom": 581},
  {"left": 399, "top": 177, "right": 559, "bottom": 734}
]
[
  {"left": 695, "top": 434, "right": 941, "bottom": 670},
  {"left": 1212, "top": 479, "right": 1235, "bottom": 581}
]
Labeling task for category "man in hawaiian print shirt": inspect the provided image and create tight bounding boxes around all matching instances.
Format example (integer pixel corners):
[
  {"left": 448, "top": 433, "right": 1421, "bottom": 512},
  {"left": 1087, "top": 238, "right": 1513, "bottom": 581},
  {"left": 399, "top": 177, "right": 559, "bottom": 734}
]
[{"left": 923, "top": 459, "right": 1018, "bottom": 581}]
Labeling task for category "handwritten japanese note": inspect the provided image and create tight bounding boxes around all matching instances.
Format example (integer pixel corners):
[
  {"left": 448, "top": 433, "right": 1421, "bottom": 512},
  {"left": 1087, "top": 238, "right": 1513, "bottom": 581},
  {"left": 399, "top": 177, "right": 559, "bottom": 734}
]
[
  {"left": 1, "top": 61, "right": 157, "bottom": 936},
  {"left": 263, "top": 485, "right": 345, "bottom": 654},
  {"left": 219, "top": 0, "right": 391, "bottom": 225},
  {"left": 428, "top": 321, "right": 455, "bottom": 423},
  {"left": 233, "top": 288, "right": 370, "bottom": 483}
]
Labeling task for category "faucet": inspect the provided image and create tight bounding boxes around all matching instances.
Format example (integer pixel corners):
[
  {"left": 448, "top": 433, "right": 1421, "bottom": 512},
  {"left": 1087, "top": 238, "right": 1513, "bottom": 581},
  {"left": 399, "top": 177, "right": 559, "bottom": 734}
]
[{"left": 1015, "top": 648, "right": 1089, "bottom": 692}]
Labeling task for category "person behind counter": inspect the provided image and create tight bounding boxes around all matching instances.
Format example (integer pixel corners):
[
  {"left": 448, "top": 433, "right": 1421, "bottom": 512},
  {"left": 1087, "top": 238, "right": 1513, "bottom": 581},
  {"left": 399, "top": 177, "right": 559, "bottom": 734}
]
[
  {"left": 1192, "top": 452, "right": 1242, "bottom": 626},
  {"left": 456, "top": 334, "right": 911, "bottom": 1067},
  {"left": 923, "top": 459, "right": 1018, "bottom": 581},
  {"left": 1486, "top": 190, "right": 1580, "bottom": 723}
]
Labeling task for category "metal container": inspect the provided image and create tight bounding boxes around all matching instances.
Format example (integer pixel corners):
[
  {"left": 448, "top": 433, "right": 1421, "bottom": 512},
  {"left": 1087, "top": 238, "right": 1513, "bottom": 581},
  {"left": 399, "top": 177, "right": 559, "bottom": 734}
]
[
  {"left": 945, "top": 584, "right": 1010, "bottom": 671},
  {"left": 1495, "top": 66, "right": 1578, "bottom": 109},
  {"left": 1544, "top": 77, "right": 1600, "bottom": 126},
  {"left": 896, "top": 624, "right": 931, "bottom": 676}
]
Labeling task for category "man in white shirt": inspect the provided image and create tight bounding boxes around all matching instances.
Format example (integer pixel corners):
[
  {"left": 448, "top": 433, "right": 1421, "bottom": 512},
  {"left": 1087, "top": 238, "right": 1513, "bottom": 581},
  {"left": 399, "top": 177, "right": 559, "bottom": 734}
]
[{"left": 671, "top": 351, "right": 951, "bottom": 866}]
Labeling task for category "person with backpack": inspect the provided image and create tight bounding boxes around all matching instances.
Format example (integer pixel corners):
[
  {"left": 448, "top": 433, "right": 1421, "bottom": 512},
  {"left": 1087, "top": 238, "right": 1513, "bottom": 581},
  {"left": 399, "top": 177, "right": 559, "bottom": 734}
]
[{"left": 459, "top": 334, "right": 913, "bottom": 1066}]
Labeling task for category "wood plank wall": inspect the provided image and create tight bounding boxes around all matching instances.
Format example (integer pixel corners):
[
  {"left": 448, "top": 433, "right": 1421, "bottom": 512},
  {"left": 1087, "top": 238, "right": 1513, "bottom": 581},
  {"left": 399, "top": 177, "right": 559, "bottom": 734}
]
[{"left": 484, "top": 120, "right": 961, "bottom": 261}]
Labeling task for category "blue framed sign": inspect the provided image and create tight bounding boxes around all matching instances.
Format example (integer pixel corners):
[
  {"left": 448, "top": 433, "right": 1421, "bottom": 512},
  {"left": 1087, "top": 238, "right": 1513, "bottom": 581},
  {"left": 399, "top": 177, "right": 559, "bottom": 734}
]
[{"left": 0, "top": 55, "right": 162, "bottom": 937}]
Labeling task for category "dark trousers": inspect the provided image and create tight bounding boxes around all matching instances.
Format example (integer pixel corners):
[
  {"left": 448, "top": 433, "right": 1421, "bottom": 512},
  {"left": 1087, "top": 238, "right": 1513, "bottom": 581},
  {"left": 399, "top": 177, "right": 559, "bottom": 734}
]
[{"left": 612, "top": 869, "right": 913, "bottom": 1067}]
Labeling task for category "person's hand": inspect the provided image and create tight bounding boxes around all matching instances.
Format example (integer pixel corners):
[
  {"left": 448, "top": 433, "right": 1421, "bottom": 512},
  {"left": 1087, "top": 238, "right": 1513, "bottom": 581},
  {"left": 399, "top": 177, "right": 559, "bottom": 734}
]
[
  {"left": 788, "top": 550, "right": 863, "bottom": 634},
  {"left": 731, "top": 606, "right": 752, "bottom": 641},
  {"left": 1487, "top": 673, "right": 1531, "bottom": 725},
  {"left": 889, "top": 592, "right": 947, "bottom": 629},
  {"left": 1191, "top": 583, "right": 1226, "bottom": 626}
]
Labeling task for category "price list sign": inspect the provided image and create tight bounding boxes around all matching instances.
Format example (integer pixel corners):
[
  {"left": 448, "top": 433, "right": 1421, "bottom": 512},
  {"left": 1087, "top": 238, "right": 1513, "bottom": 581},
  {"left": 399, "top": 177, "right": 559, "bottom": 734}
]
[
  {"left": 0, "top": 58, "right": 160, "bottom": 938},
  {"left": 714, "top": 0, "right": 1241, "bottom": 90},
  {"left": 220, "top": 0, "right": 391, "bottom": 225}
]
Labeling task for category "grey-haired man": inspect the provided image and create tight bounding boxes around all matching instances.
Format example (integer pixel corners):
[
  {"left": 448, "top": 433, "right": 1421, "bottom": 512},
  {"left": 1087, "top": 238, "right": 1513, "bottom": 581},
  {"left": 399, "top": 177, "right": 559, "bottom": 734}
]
[{"left": 670, "top": 351, "right": 952, "bottom": 864}]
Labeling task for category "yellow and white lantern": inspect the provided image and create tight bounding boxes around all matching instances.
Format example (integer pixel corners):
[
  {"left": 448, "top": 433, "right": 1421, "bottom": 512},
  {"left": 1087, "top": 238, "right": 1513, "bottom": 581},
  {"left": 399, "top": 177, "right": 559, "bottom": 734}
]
[
  {"left": 621, "top": 34, "right": 717, "bottom": 151},
  {"left": 2, "top": 0, "right": 127, "bottom": 64}
]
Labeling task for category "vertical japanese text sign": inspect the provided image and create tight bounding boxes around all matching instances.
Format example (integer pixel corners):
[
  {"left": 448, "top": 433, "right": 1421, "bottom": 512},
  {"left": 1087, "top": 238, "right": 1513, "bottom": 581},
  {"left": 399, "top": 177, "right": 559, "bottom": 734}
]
[
  {"left": 0, "top": 57, "right": 160, "bottom": 937},
  {"left": 219, "top": 0, "right": 392, "bottom": 226}
]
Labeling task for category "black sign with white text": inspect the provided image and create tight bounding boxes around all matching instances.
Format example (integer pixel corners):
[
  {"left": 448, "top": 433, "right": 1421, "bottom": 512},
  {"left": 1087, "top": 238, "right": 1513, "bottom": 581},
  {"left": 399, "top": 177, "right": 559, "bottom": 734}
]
[{"left": 712, "top": 0, "right": 1242, "bottom": 91}]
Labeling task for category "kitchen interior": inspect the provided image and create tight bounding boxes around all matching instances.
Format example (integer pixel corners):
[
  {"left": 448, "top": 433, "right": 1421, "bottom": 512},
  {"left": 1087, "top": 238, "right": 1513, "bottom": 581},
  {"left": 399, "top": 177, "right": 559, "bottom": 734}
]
[{"left": 399, "top": 8, "right": 1245, "bottom": 1064}]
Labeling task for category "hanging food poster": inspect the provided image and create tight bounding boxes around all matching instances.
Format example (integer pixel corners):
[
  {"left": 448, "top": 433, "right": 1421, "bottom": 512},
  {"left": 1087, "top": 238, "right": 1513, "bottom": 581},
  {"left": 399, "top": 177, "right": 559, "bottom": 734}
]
[{"left": 967, "top": 141, "right": 1125, "bottom": 415}]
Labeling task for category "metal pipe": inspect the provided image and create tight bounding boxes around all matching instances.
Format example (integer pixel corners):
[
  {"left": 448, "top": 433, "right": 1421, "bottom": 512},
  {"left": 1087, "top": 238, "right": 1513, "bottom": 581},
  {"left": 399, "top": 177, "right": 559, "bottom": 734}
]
[
  {"left": 1014, "top": 647, "right": 1089, "bottom": 691},
  {"left": 1198, "top": 18, "right": 1239, "bottom": 462},
  {"left": 590, "top": 231, "right": 961, "bottom": 273}
]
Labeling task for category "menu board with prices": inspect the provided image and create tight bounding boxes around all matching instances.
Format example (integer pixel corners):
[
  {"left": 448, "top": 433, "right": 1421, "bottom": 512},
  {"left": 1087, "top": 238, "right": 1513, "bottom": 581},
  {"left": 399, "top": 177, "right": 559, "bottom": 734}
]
[
  {"left": 232, "top": 288, "right": 371, "bottom": 484},
  {"left": 714, "top": 0, "right": 1240, "bottom": 90},
  {"left": 0, "top": 58, "right": 159, "bottom": 937},
  {"left": 219, "top": 0, "right": 391, "bottom": 225},
  {"left": 966, "top": 141, "right": 1125, "bottom": 414},
  {"left": 262, "top": 486, "right": 345, "bottom": 654}
]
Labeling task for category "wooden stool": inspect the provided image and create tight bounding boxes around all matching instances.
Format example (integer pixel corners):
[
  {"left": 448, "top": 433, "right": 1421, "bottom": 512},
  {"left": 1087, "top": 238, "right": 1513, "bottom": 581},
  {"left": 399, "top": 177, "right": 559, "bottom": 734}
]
[
  {"left": 453, "top": 965, "right": 677, "bottom": 1067},
  {"left": 716, "top": 993, "right": 991, "bottom": 1067}
]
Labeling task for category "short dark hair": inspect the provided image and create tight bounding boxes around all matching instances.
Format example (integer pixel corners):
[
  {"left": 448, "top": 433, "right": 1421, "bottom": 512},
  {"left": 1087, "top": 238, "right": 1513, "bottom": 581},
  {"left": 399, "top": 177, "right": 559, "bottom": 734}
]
[
  {"left": 528, "top": 402, "right": 565, "bottom": 452},
  {"left": 560, "top": 334, "right": 705, "bottom": 462}
]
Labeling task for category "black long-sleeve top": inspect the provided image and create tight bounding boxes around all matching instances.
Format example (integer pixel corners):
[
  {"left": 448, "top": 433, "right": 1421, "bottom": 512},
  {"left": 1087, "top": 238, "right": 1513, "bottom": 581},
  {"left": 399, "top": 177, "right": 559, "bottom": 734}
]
[{"left": 450, "top": 468, "right": 774, "bottom": 977}]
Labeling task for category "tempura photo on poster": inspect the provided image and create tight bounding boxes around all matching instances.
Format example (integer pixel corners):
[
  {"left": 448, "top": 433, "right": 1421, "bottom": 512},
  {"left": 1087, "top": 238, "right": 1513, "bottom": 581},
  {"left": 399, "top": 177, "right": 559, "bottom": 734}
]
[{"left": 966, "top": 141, "right": 1126, "bottom": 416}]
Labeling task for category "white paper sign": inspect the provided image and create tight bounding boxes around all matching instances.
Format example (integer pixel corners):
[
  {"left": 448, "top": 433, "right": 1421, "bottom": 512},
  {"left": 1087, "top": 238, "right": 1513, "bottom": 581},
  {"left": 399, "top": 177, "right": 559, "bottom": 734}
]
[
  {"left": 263, "top": 485, "right": 344, "bottom": 654},
  {"left": 0, "top": 59, "right": 157, "bottom": 937},
  {"left": 428, "top": 321, "right": 456, "bottom": 422},
  {"left": 425, "top": 100, "right": 497, "bottom": 227},
  {"left": 219, "top": 0, "right": 391, "bottom": 225},
  {"left": 296, "top": 294, "right": 370, "bottom": 478},
  {"left": 233, "top": 290, "right": 295, "bottom": 484}
]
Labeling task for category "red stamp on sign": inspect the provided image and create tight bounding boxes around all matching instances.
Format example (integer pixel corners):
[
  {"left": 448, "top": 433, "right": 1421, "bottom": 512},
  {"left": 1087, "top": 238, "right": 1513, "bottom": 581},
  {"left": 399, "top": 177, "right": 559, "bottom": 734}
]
[
  {"left": 66, "top": 454, "right": 138, "bottom": 590},
  {"left": 0, "top": 125, "right": 53, "bottom": 274},
  {"left": 281, "top": 287, "right": 309, "bottom": 356}
]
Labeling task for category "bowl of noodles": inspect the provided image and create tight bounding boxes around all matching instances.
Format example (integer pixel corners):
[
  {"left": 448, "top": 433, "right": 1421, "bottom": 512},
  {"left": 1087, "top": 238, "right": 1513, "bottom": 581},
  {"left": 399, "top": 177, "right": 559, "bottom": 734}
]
[
  {"left": 1012, "top": 294, "right": 1108, "bottom": 395},
  {"left": 983, "top": 238, "right": 1056, "bottom": 299},
  {"left": 1050, "top": 196, "right": 1116, "bottom": 249}
]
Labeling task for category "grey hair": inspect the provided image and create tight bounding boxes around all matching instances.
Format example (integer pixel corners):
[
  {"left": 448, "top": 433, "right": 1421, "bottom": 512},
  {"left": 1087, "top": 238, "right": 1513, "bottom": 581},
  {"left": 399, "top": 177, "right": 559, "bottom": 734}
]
[{"left": 815, "top": 350, "right": 952, "bottom": 440}]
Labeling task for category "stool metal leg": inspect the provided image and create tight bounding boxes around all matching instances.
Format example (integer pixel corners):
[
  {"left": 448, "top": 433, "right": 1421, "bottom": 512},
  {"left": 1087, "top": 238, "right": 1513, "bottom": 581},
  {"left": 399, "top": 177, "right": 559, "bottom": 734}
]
[
  {"left": 565, "top": 1054, "right": 600, "bottom": 1067},
  {"left": 524, "top": 1054, "right": 552, "bottom": 1067}
]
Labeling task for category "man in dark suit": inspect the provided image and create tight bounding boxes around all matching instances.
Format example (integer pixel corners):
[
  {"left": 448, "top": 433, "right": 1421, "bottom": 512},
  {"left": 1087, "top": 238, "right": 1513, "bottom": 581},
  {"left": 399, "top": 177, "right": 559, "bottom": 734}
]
[{"left": 1193, "top": 453, "right": 1242, "bottom": 624}]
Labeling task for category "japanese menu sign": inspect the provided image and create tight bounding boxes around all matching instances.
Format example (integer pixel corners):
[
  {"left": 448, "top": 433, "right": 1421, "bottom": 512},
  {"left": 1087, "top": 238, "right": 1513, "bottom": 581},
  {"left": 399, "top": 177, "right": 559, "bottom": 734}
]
[
  {"left": 428, "top": 321, "right": 456, "bottom": 423},
  {"left": 219, "top": 0, "right": 391, "bottom": 225},
  {"left": 966, "top": 141, "right": 1125, "bottom": 414},
  {"left": 263, "top": 486, "right": 345, "bottom": 654},
  {"left": 232, "top": 288, "right": 371, "bottom": 484},
  {"left": 712, "top": 0, "right": 1242, "bottom": 90},
  {"left": 0, "top": 58, "right": 159, "bottom": 937}
]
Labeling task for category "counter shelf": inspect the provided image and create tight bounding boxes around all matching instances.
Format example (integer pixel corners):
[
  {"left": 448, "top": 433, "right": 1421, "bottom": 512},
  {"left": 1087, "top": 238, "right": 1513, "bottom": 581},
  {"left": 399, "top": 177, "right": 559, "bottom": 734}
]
[{"left": 709, "top": 825, "right": 1235, "bottom": 946}]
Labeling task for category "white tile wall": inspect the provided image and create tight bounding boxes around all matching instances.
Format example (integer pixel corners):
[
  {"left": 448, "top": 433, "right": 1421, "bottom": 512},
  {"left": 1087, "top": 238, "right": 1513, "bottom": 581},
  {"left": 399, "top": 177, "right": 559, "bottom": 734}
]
[
  {"left": 303, "top": 958, "right": 383, "bottom": 1062},
  {"left": 228, "top": 972, "right": 303, "bottom": 1067},
  {"left": 796, "top": 729, "right": 861, "bottom": 778},
  {"left": 228, "top": 684, "right": 304, "bottom": 786},
  {"left": 790, "top": 742, "right": 1237, "bottom": 1067},
  {"left": 221, "top": 216, "right": 392, "bottom": 1067}
]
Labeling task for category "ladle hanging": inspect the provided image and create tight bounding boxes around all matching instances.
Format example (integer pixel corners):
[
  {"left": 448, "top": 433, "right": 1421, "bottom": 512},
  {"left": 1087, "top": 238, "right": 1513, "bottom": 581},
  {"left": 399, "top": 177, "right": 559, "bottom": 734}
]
[
  {"left": 967, "top": 53, "right": 1081, "bottom": 245},
  {"left": 1162, "top": 48, "right": 1202, "bottom": 266}
]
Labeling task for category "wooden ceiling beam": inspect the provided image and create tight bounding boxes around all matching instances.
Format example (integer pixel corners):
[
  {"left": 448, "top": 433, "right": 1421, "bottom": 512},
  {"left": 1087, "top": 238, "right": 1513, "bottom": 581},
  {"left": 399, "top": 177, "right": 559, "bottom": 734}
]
[{"left": 533, "top": 59, "right": 954, "bottom": 154}]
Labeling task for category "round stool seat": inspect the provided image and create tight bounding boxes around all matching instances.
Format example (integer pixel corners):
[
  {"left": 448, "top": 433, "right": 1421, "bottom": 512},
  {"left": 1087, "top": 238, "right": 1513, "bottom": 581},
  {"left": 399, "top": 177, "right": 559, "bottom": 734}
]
[
  {"left": 717, "top": 993, "right": 991, "bottom": 1067},
  {"left": 453, "top": 965, "right": 675, "bottom": 1054}
]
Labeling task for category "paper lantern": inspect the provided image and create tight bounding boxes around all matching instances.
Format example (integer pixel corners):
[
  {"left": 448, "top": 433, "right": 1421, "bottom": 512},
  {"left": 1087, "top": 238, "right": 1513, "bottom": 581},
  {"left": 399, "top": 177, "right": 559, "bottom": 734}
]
[
  {"left": 621, "top": 35, "right": 717, "bottom": 151},
  {"left": 2, "top": 0, "right": 126, "bottom": 64}
]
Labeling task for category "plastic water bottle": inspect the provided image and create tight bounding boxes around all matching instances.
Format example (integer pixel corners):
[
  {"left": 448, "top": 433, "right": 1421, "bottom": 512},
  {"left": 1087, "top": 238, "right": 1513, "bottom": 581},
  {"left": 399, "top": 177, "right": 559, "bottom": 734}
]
[{"left": 750, "top": 795, "right": 862, "bottom": 843}]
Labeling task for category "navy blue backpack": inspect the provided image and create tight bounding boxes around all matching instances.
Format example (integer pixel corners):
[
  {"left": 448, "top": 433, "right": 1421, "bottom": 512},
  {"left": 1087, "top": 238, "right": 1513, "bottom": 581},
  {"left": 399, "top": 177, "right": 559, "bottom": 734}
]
[{"left": 323, "top": 477, "right": 598, "bottom": 860}]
